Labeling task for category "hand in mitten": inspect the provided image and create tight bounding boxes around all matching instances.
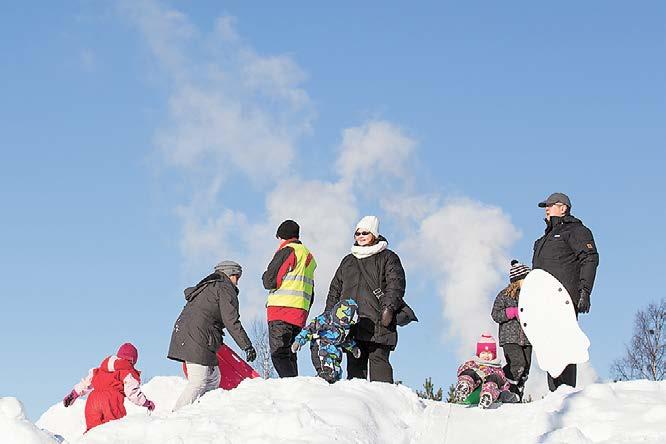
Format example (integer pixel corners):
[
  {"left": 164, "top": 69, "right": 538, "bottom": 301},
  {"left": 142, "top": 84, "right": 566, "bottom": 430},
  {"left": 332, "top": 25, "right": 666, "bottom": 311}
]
[
  {"left": 63, "top": 390, "right": 78, "bottom": 408},
  {"left": 380, "top": 306, "right": 394, "bottom": 328},
  {"left": 245, "top": 346, "right": 257, "bottom": 362},
  {"left": 143, "top": 399, "right": 155, "bottom": 411},
  {"left": 505, "top": 307, "right": 519, "bottom": 320},
  {"left": 578, "top": 289, "right": 591, "bottom": 314},
  {"left": 351, "top": 347, "right": 362, "bottom": 359},
  {"left": 291, "top": 341, "right": 302, "bottom": 353}
]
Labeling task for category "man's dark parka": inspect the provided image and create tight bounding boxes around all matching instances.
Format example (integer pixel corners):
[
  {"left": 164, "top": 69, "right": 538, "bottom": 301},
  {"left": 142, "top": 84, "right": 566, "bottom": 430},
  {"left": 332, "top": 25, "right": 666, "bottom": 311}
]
[{"left": 532, "top": 214, "right": 599, "bottom": 309}]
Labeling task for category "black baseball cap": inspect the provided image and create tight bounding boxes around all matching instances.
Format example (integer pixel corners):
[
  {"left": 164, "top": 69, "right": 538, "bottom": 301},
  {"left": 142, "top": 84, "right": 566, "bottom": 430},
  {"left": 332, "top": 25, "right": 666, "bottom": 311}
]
[{"left": 538, "top": 192, "right": 572, "bottom": 208}]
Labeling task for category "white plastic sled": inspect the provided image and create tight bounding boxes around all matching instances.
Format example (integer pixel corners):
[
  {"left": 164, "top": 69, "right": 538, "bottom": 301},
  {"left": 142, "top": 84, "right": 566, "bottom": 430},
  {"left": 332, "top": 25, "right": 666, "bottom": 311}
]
[{"left": 518, "top": 269, "right": 590, "bottom": 377}]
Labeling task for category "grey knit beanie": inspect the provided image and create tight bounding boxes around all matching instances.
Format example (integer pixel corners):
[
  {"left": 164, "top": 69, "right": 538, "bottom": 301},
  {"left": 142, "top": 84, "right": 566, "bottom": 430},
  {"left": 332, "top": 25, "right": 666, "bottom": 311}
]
[{"left": 214, "top": 260, "right": 243, "bottom": 277}]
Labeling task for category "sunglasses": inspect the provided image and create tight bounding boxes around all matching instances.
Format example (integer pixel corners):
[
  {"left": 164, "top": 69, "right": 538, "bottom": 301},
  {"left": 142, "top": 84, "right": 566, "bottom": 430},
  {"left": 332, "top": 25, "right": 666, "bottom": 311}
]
[{"left": 354, "top": 231, "right": 371, "bottom": 236}]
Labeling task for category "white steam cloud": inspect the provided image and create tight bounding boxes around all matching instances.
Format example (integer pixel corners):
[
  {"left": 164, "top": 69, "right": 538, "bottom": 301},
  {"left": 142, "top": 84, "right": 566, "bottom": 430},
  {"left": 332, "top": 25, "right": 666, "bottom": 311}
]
[{"left": 401, "top": 199, "right": 521, "bottom": 358}]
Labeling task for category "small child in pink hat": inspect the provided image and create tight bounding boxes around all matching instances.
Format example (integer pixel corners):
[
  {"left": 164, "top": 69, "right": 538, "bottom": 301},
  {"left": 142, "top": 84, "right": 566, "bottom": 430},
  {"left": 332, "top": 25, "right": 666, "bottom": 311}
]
[
  {"left": 453, "top": 333, "right": 514, "bottom": 408},
  {"left": 62, "top": 342, "right": 155, "bottom": 431}
]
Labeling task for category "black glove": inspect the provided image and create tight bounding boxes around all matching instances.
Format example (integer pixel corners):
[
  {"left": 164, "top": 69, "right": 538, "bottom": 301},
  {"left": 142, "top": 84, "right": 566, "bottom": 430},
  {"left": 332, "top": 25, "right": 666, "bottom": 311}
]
[
  {"left": 577, "top": 289, "right": 591, "bottom": 314},
  {"left": 245, "top": 346, "right": 257, "bottom": 363},
  {"left": 380, "top": 306, "right": 394, "bottom": 328}
]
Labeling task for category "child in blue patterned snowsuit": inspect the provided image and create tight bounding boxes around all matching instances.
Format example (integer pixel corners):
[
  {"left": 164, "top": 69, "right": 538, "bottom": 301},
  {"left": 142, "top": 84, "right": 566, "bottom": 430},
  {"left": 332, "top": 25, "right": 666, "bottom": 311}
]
[{"left": 291, "top": 299, "right": 361, "bottom": 383}]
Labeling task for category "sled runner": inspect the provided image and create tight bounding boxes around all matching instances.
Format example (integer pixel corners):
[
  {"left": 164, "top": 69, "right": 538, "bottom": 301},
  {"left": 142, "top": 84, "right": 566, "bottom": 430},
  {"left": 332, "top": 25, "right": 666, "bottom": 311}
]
[
  {"left": 518, "top": 269, "right": 590, "bottom": 377},
  {"left": 182, "top": 344, "right": 260, "bottom": 389}
]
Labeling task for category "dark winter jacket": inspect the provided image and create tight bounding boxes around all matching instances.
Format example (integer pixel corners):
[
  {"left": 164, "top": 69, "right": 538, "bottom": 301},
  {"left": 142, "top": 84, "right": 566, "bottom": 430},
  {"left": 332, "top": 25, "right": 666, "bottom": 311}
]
[
  {"left": 491, "top": 288, "right": 530, "bottom": 347},
  {"left": 325, "top": 238, "right": 406, "bottom": 348},
  {"left": 167, "top": 273, "right": 252, "bottom": 366},
  {"left": 532, "top": 214, "right": 599, "bottom": 309}
]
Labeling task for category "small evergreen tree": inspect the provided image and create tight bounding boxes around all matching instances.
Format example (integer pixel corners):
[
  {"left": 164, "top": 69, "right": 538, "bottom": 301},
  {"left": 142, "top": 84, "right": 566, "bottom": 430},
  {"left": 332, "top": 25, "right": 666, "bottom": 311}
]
[
  {"left": 416, "top": 377, "right": 443, "bottom": 401},
  {"left": 445, "top": 384, "right": 456, "bottom": 403}
]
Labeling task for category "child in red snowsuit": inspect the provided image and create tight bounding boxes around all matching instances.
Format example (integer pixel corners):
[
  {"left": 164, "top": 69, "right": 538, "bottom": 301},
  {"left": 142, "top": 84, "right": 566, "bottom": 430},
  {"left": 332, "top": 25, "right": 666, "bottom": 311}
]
[
  {"left": 453, "top": 333, "right": 516, "bottom": 408},
  {"left": 62, "top": 343, "right": 155, "bottom": 431}
]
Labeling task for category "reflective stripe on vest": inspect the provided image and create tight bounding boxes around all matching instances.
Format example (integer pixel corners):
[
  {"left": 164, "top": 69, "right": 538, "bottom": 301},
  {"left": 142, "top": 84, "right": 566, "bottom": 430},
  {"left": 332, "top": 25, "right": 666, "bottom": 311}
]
[
  {"left": 267, "top": 243, "right": 316, "bottom": 310},
  {"left": 281, "top": 275, "right": 315, "bottom": 286}
]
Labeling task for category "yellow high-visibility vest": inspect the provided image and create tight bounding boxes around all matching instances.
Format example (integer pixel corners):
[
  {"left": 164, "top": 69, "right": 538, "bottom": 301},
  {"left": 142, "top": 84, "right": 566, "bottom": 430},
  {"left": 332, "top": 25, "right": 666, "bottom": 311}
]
[{"left": 267, "top": 243, "right": 316, "bottom": 310}]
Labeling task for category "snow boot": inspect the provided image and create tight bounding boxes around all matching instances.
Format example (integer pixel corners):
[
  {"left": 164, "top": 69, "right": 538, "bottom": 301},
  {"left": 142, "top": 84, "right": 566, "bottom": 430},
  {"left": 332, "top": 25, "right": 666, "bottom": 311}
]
[
  {"left": 498, "top": 390, "right": 520, "bottom": 404},
  {"left": 454, "top": 380, "right": 472, "bottom": 403},
  {"left": 478, "top": 392, "right": 493, "bottom": 409}
]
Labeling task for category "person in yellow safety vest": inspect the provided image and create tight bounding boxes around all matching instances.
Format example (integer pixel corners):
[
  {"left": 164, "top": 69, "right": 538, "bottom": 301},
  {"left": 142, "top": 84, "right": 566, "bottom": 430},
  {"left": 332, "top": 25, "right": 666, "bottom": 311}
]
[{"left": 262, "top": 220, "right": 317, "bottom": 377}]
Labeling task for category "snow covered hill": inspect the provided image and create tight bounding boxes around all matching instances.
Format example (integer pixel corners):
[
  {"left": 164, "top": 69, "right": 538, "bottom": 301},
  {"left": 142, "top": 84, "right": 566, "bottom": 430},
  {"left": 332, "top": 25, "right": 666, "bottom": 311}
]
[{"left": 2, "top": 377, "right": 664, "bottom": 443}]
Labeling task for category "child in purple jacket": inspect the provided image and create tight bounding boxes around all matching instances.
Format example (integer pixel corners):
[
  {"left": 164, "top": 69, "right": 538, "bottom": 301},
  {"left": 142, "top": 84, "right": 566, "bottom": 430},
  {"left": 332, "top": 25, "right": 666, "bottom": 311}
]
[{"left": 453, "top": 333, "right": 517, "bottom": 408}]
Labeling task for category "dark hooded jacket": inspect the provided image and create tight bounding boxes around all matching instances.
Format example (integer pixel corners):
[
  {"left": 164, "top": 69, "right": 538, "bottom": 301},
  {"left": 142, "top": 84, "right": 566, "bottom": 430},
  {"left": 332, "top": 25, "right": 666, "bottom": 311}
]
[
  {"left": 325, "top": 237, "right": 406, "bottom": 349},
  {"left": 167, "top": 273, "right": 252, "bottom": 366},
  {"left": 532, "top": 214, "right": 599, "bottom": 309}
]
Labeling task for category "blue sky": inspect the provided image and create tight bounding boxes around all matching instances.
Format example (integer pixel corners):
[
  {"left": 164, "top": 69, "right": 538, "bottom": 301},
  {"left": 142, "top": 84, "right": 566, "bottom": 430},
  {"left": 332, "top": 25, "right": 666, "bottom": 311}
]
[{"left": 2, "top": 1, "right": 664, "bottom": 419}]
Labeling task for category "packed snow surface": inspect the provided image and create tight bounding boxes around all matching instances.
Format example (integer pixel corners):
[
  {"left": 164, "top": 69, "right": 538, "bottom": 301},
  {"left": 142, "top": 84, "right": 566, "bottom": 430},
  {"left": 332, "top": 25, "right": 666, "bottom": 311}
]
[
  {"left": 0, "top": 397, "right": 61, "bottom": 443},
  {"left": 1, "top": 377, "right": 662, "bottom": 443}
]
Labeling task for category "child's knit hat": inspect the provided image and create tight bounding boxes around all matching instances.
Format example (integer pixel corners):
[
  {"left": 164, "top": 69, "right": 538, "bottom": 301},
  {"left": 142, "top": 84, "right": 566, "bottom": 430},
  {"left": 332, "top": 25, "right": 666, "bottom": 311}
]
[
  {"left": 332, "top": 299, "right": 359, "bottom": 327},
  {"left": 476, "top": 333, "right": 497, "bottom": 360},
  {"left": 509, "top": 259, "right": 531, "bottom": 283},
  {"left": 117, "top": 342, "right": 138, "bottom": 365}
]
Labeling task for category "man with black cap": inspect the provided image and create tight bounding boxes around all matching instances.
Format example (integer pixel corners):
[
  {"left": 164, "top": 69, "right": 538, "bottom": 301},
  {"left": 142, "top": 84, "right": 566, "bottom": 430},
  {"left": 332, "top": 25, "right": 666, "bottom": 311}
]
[
  {"left": 262, "top": 220, "right": 317, "bottom": 377},
  {"left": 168, "top": 260, "right": 256, "bottom": 410},
  {"left": 532, "top": 192, "right": 599, "bottom": 391}
]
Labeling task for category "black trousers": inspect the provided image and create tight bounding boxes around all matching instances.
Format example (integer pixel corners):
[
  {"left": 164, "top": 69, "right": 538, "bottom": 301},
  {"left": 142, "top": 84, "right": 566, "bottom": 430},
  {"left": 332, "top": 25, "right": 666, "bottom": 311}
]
[
  {"left": 502, "top": 344, "right": 532, "bottom": 400},
  {"left": 268, "top": 320, "right": 300, "bottom": 378},
  {"left": 548, "top": 364, "right": 576, "bottom": 391},
  {"left": 346, "top": 340, "right": 393, "bottom": 383},
  {"left": 502, "top": 344, "right": 532, "bottom": 385}
]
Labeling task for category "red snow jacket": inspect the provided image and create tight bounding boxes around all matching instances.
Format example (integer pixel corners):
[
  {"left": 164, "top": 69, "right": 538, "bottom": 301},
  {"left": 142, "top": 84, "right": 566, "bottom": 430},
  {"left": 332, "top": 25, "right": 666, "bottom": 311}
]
[{"left": 74, "top": 356, "right": 148, "bottom": 431}]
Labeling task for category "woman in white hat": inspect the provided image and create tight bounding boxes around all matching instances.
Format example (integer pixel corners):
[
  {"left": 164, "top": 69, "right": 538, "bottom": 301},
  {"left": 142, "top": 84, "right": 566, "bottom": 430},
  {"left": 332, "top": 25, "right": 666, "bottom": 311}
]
[{"left": 325, "top": 216, "right": 407, "bottom": 383}]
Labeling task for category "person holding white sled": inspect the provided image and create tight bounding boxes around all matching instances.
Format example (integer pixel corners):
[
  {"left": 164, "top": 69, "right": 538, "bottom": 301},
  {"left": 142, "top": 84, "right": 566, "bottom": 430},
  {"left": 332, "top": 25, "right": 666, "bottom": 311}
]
[
  {"left": 491, "top": 259, "right": 532, "bottom": 401},
  {"left": 168, "top": 260, "right": 256, "bottom": 411},
  {"left": 532, "top": 192, "right": 599, "bottom": 391}
]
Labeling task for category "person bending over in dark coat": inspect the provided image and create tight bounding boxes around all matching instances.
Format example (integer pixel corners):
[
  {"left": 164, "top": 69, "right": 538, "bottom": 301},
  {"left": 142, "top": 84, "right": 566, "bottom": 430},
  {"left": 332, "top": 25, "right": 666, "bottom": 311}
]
[
  {"left": 532, "top": 192, "right": 599, "bottom": 391},
  {"left": 326, "top": 215, "right": 406, "bottom": 383},
  {"left": 168, "top": 260, "right": 255, "bottom": 411}
]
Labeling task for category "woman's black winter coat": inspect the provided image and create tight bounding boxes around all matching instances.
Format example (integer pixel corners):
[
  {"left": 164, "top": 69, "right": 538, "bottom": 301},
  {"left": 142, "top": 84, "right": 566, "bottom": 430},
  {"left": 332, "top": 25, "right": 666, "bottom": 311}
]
[{"left": 325, "top": 246, "right": 406, "bottom": 349}]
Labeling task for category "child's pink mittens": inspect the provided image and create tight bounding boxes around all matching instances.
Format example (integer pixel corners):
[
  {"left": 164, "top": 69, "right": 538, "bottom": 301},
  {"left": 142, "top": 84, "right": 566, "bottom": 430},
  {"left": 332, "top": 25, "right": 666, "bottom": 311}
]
[{"left": 505, "top": 307, "right": 519, "bottom": 320}]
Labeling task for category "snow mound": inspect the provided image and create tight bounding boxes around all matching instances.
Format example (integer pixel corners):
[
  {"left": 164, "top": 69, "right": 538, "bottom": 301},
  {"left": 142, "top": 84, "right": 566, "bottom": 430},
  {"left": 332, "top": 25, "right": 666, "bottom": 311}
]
[
  {"left": 0, "top": 397, "right": 60, "bottom": 444},
  {"left": 31, "top": 377, "right": 666, "bottom": 443}
]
